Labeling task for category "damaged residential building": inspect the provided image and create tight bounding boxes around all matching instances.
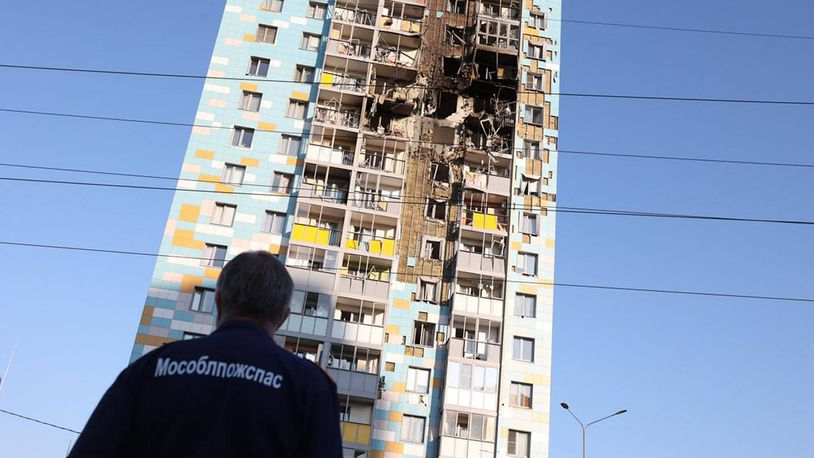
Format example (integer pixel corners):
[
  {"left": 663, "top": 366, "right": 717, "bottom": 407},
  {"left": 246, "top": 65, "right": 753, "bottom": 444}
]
[{"left": 131, "top": 0, "right": 561, "bottom": 456}]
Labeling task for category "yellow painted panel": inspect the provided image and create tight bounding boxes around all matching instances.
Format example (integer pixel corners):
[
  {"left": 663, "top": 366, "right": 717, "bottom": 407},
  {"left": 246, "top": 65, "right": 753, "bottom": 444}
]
[
  {"left": 385, "top": 324, "right": 400, "bottom": 335},
  {"left": 357, "top": 425, "right": 371, "bottom": 444},
  {"left": 321, "top": 72, "right": 334, "bottom": 85},
  {"left": 194, "top": 149, "right": 215, "bottom": 159},
  {"left": 510, "top": 241, "right": 522, "bottom": 250},
  {"left": 346, "top": 239, "right": 358, "bottom": 250},
  {"left": 393, "top": 299, "right": 410, "bottom": 310},
  {"left": 258, "top": 121, "right": 276, "bottom": 131},
  {"left": 291, "top": 224, "right": 308, "bottom": 242},
  {"left": 546, "top": 238, "right": 556, "bottom": 248},
  {"left": 341, "top": 422, "right": 358, "bottom": 443},
  {"left": 172, "top": 229, "right": 205, "bottom": 250},
  {"left": 214, "top": 183, "right": 234, "bottom": 194},
  {"left": 286, "top": 156, "right": 302, "bottom": 167},
  {"left": 518, "top": 284, "right": 538, "bottom": 295},
  {"left": 240, "top": 157, "right": 260, "bottom": 167},
  {"left": 243, "top": 33, "right": 256, "bottom": 42},
  {"left": 290, "top": 91, "right": 309, "bottom": 101},
  {"left": 388, "top": 411, "right": 403, "bottom": 422},
  {"left": 140, "top": 306, "right": 154, "bottom": 325},
  {"left": 385, "top": 442, "right": 404, "bottom": 453},
  {"left": 533, "top": 412, "right": 551, "bottom": 424},
  {"left": 316, "top": 228, "right": 331, "bottom": 245},
  {"left": 178, "top": 204, "right": 200, "bottom": 223},
  {"left": 198, "top": 174, "right": 221, "bottom": 183},
  {"left": 499, "top": 427, "right": 510, "bottom": 438},
  {"left": 267, "top": 244, "right": 284, "bottom": 254},
  {"left": 473, "top": 212, "right": 486, "bottom": 229},
  {"left": 382, "top": 239, "right": 395, "bottom": 256},
  {"left": 204, "top": 268, "right": 220, "bottom": 280},
  {"left": 486, "top": 214, "right": 498, "bottom": 230},
  {"left": 369, "top": 239, "right": 382, "bottom": 255},
  {"left": 181, "top": 275, "right": 202, "bottom": 293},
  {"left": 240, "top": 82, "right": 259, "bottom": 92},
  {"left": 135, "top": 333, "right": 175, "bottom": 347},
  {"left": 391, "top": 382, "right": 405, "bottom": 393}
]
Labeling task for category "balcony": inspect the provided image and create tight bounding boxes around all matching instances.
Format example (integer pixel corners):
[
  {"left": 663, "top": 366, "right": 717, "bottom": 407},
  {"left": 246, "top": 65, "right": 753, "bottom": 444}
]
[
  {"left": 290, "top": 223, "right": 341, "bottom": 247},
  {"left": 315, "top": 106, "right": 361, "bottom": 129},
  {"left": 357, "top": 149, "right": 406, "bottom": 175},
  {"left": 321, "top": 70, "right": 367, "bottom": 94},
  {"left": 334, "top": 5, "right": 376, "bottom": 27},
  {"left": 457, "top": 250, "right": 505, "bottom": 276},
  {"left": 448, "top": 338, "right": 500, "bottom": 364},
  {"left": 478, "top": 0, "right": 520, "bottom": 20},
  {"left": 327, "top": 39, "right": 372, "bottom": 60},
  {"left": 462, "top": 165, "right": 511, "bottom": 196},
  {"left": 337, "top": 275, "right": 390, "bottom": 302},
  {"left": 306, "top": 143, "right": 355, "bottom": 167},
  {"left": 461, "top": 209, "right": 507, "bottom": 232},
  {"left": 373, "top": 45, "right": 418, "bottom": 68},
  {"left": 301, "top": 163, "right": 352, "bottom": 206},
  {"left": 379, "top": 1, "right": 424, "bottom": 34},
  {"left": 452, "top": 292, "right": 503, "bottom": 320},
  {"left": 339, "top": 421, "right": 373, "bottom": 447}
]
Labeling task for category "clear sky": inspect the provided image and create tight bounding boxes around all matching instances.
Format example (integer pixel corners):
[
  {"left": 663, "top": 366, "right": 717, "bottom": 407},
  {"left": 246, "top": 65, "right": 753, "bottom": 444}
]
[{"left": 1, "top": 1, "right": 813, "bottom": 457}]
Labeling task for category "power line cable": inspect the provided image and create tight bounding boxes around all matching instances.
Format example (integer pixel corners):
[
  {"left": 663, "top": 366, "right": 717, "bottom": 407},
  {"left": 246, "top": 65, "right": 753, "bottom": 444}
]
[
  {"left": 0, "top": 240, "right": 812, "bottom": 304},
  {"left": 2, "top": 175, "right": 814, "bottom": 226},
  {"left": 0, "top": 408, "right": 80, "bottom": 435},
  {"left": 553, "top": 18, "right": 814, "bottom": 41},
  {"left": 0, "top": 66, "right": 812, "bottom": 105}
]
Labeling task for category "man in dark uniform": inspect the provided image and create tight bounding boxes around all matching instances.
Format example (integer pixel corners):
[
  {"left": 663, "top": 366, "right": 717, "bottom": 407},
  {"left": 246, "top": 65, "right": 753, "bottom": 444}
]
[{"left": 69, "top": 251, "right": 343, "bottom": 457}]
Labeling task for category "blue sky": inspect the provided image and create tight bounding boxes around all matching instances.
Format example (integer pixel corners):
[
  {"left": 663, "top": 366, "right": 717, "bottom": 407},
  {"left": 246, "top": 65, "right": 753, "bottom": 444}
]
[{"left": 1, "top": 1, "right": 813, "bottom": 457}]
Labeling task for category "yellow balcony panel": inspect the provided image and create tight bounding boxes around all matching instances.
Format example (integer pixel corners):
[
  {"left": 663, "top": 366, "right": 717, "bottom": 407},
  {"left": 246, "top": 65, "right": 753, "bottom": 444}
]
[
  {"left": 369, "top": 239, "right": 382, "bottom": 255},
  {"left": 381, "top": 239, "right": 395, "bottom": 256},
  {"left": 346, "top": 239, "right": 358, "bottom": 250}
]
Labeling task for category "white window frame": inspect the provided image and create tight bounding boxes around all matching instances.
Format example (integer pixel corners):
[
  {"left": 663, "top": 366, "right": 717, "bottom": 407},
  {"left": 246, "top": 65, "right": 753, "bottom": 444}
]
[
  {"left": 412, "top": 321, "right": 436, "bottom": 347},
  {"left": 271, "top": 172, "right": 294, "bottom": 193},
  {"left": 295, "top": 64, "right": 315, "bottom": 83},
  {"left": 531, "top": 13, "right": 546, "bottom": 29},
  {"left": 286, "top": 99, "right": 308, "bottom": 119},
  {"left": 256, "top": 24, "right": 278, "bottom": 44},
  {"left": 418, "top": 279, "right": 438, "bottom": 303},
  {"left": 425, "top": 199, "right": 446, "bottom": 220},
  {"left": 528, "top": 43, "right": 544, "bottom": 59},
  {"left": 406, "top": 367, "right": 431, "bottom": 393},
  {"left": 231, "top": 126, "right": 255, "bottom": 148},
  {"left": 401, "top": 415, "right": 426, "bottom": 444},
  {"left": 239, "top": 90, "right": 263, "bottom": 112},
  {"left": 263, "top": 211, "right": 287, "bottom": 234},
  {"left": 520, "top": 212, "right": 539, "bottom": 235},
  {"left": 201, "top": 243, "right": 228, "bottom": 268},
  {"left": 527, "top": 72, "right": 544, "bottom": 91},
  {"left": 524, "top": 106, "right": 544, "bottom": 125},
  {"left": 509, "top": 381, "right": 533, "bottom": 408},
  {"left": 301, "top": 33, "right": 321, "bottom": 51},
  {"left": 223, "top": 163, "right": 246, "bottom": 186},
  {"left": 211, "top": 203, "right": 237, "bottom": 227},
  {"left": 190, "top": 287, "right": 216, "bottom": 313},
  {"left": 508, "top": 429, "right": 531, "bottom": 457},
  {"left": 517, "top": 252, "right": 538, "bottom": 276},
  {"left": 421, "top": 237, "right": 442, "bottom": 260},
  {"left": 514, "top": 293, "right": 537, "bottom": 318},
  {"left": 278, "top": 134, "right": 302, "bottom": 156},
  {"left": 306, "top": 2, "right": 327, "bottom": 19},
  {"left": 262, "top": 0, "right": 283, "bottom": 12},
  {"left": 512, "top": 337, "right": 534, "bottom": 362},
  {"left": 248, "top": 56, "right": 271, "bottom": 77}
]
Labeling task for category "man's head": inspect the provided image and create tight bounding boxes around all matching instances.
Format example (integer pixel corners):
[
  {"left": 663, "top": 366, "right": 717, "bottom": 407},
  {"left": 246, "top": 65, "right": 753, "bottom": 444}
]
[{"left": 215, "top": 250, "right": 293, "bottom": 332}]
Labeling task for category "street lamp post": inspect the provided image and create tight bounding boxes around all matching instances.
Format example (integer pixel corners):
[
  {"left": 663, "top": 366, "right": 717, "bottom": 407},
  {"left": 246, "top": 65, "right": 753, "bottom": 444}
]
[{"left": 560, "top": 402, "right": 627, "bottom": 458}]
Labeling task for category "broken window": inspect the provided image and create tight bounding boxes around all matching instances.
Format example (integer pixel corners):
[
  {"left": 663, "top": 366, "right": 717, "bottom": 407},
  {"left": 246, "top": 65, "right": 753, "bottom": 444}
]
[
  {"left": 444, "top": 25, "right": 466, "bottom": 45},
  {"left": 528, "top": 43, "right": 544, "bottom": 59},
  {"left": 523, "top": 140, "right": 542, "bottom": 160},
  {"left": 527, "top": 73, "right": 544, "bottom": 91},
  {"left": 430, "top": 163, "right": 450, "bottom": 183},
  {"left": 524, "top": 106, "right": 544, "bottom": 125},
  {"left": 520, "top": 175, "right": 542, "bottom": 196},
  {"left": 446, "top": 0, "right": 466, "bottom": 14},
  {"left": 422, "top": 239, "right": 442, "bottom": 260},
  {"left": 413, "top": 321, "right": 436, "bottom": 346},
  {"left": 417, "top": 281, "right": 438, "bottom": 304},
  {"left": 443, "top": 57, "right": 462, "bottom": 77},
  {"left": 477, "top": 19, "right": 520, "bottom": 49},
  {"left": 426, "top": 199, "right": 446, "bottom": 220}
]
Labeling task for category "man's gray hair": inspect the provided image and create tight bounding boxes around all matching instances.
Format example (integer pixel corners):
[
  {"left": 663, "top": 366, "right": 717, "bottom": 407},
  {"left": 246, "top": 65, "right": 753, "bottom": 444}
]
[{"left": 216, "top": 250, "right": 293, "bottom": 326}]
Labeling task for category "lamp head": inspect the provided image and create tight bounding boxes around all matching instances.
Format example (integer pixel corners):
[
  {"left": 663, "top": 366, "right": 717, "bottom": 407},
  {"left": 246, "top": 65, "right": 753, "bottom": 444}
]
[{"left": 560, "top": 402, "right": 570, "bottom": 410}]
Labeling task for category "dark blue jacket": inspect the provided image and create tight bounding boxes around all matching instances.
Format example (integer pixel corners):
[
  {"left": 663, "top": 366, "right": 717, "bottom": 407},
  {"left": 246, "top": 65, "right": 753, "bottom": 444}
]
[{"left": 69, "top": 320, "right": 342, "bottom": 458}]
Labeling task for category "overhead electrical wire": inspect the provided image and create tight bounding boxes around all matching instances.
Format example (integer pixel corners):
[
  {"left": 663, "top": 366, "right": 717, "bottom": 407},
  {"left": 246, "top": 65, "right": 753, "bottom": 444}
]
[
  {"left": 1, "top": 240, "right": 813, "bottom": 304},
  {"left": 552, "top": 18, "right": 814, "bottom": 41},
  {"left": 2, "top": 175, "right": 814, "bottom": 226},
  {"left": 0, "top": 408, "right": 81, "bottom": 435},
  {"left": 0, "top": 65, "right": 812, "bottom": 105}
]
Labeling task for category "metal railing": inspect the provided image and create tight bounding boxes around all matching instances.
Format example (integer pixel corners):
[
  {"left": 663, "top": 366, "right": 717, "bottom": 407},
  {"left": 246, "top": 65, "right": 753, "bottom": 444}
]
[{"left": 315, "top": 106, "right": 361, "bottom": 128}]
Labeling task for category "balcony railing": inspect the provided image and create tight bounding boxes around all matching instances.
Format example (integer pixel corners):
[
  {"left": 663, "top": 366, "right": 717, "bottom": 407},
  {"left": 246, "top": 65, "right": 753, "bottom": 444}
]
[
  {"left": 358, "top": 150, "right": 405, "bottom": 175},
  {"left": 322, "top": 72, "right": 366, "bottom": 93},
  {"left": 306, "top": 144, "right": 354, "bottom": 167},
  {"left": 463, "top": 168, "right": 511, "bottom": 195},
  {"left": 291, "top": 223, "right": 342, "bottom": 247},
  {"left": 327, "top": 39, "right": 372, "bottom": 59},
  {"left": 457, "top": 250, "right": 505, "bottom": 274},
  {"left": 351, "top": 191, "right": 400, "bottom": 216},
  {"left": 452, "top": 293, "right": 503, "bottom": 319},
  {"left": 373, "top": 45, "right": 417, "bottom": 68},
  {"left": 315, "top": 106, "right": 361, "bottom": 129},
  {"left": 334, "top": 6, "right": 375, "bottom": 26},
  {"left": 340, "top": 421, "right": 373, "bottom": 446},
  {"left": 337, "top": 275, "right": 390, "bottom": 301},
  {"left": 331, "top": 320, "right": 385, "bottom": 346},
  {"left": 379, "top": 15, "right": 422, "bottom": 34},
  {"left": 462, "top": 210, "right": 508, "bottom": 232},
  {"left": 449, "top": 338, "right": 501, "bottom": 363},
  {"left": 345, "top": 233, "right": 397, "bottom": 257},
  {"left": 300, "top": 181, "right": 350, "bottom": 205}
]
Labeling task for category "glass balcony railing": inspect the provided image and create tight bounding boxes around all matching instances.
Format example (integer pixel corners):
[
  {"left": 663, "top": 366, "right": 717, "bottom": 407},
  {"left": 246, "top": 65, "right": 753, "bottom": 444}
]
[
  {"left": 290, "top": 223, "right": 342, "bottom": 247},
  {"left": 321, "top": 72, "right": 366, "bottom": 93},
  {"left": 372, "top": 45, "right": 417, "bottom": 68},
  {"left": 345, "top": 233, "right": 397, "bottom": 257},
  {"left": 327, "top": 39, "right": 372, "bottom": 59},
  {"left": 357, "top": 150, "right": 405, "bottom": 175},
  {"left": 334, "top": 7, "right": 376, "bottom": 26}
]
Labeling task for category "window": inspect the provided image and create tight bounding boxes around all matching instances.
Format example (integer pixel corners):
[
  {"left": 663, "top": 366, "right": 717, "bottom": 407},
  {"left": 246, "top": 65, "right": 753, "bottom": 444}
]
[
  {"left": 520, "top": 212, "right": 538, "bottom": 235},
  {"left": 406, "top": 367, "right": 430, "bottom": 393},
  {"left": 523, "top": 140, "right": 542, "bottom": 160},
  {"left": 190, "top": 287, "right": 216, "bottom": 313},
  {"left": 531, "top": 13, "right": 546, "bottom": 29},
  {"left": 520, "top": 175, "right": 541, "bottom": 196},
  {"left": 508, "top": 430, "right": 530, "bottom": 457},
  {"left": 447, "top": 0, "right": 466, "bottom": 14},
  {"left": 328, "top": 344, "right": 380, "bottom": 373},
  {"left": 271, "top": 172, "right": 294, "bottom": 193},
  {"left": 425, "top": 199, "right": 446, "bottom": 220},
  {"left": 295, "top": 64, "right": 315, "bottom": 83},
  {"left": 422, "top": 239, "right": 441, "bottom": 260},
  {"left": 248, "top": 56, "right": 270, "bottom": 77},
  {"left": 223, "top": 163, "right": 246, "bottom": 186},
  {"left": 418, "top": 280, "right": 437, "bottom": 303},
  {"left": 430, "top": 162, "right": 450, "bottom": 183},
  {"left": 510, "top": 382, "right": 533, "bottom": 408},
  {"left": 413, "top": 321, "right": 436, "bottom": 347},
  {"left": 306, "top": 2, "right": 327, "bottom": 19},
  {"left": 517, "top": 252, "right": 538, "bottom": 276},
  {"left": 290, "top": 290, "right": 330, "bottom": 317},
  {"left": 401, "top": 415, "right": 425, "bottom": 443},
  {"left": 512, "top": 337, "right": 534, "bottom": 362},
  {"left": 201, "top": 243, "right": 227, "bottom": 268},
  {"left": 527, "top": 73, "right": 543, "bottom": 91},
  {"left": 514, "top": 293, "right": 537, "bottom": 318},
  {"left": 256, "top": 24, "right": 278, "bottom": 44},
  {"left": 528, "top": 43, "right": 544, "bottom": 59},
  {"left": 300, "top": 33, "right": 321, "bottom": 51},
  {"left": 263, "top": 211, "right": 287, "bottom": 234},
  {"left": 286, "top": 99, "right": 308, "bottom": 119},
  {"left": 231, "top": 126, "right": 255, "bottom": 148},
  {"left": 442, "top": 411, "right": 496, "bottom": 442},
  {"left": 183, "top": 332, "right": 205, "bottom": 340},
  {"left": 211, "top": 203, "right": 236, "bottom": 226},
  {"left": 262, "top": 0, "right": 283, "bottom": 12},
  {"left": 238, "top": 91, "right": 262, "bottom": 112},
  {"left": 524, "top": 106, "right": 544, "bottom": 125},
  {"left": 278, "top": 134, "right": 302, "bottom": 156}
]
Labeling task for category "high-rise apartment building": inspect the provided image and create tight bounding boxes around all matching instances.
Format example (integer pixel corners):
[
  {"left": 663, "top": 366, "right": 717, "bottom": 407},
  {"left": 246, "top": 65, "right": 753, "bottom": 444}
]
[{"left": 132, "top": 0, "right": 560, "bottom": 456}]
